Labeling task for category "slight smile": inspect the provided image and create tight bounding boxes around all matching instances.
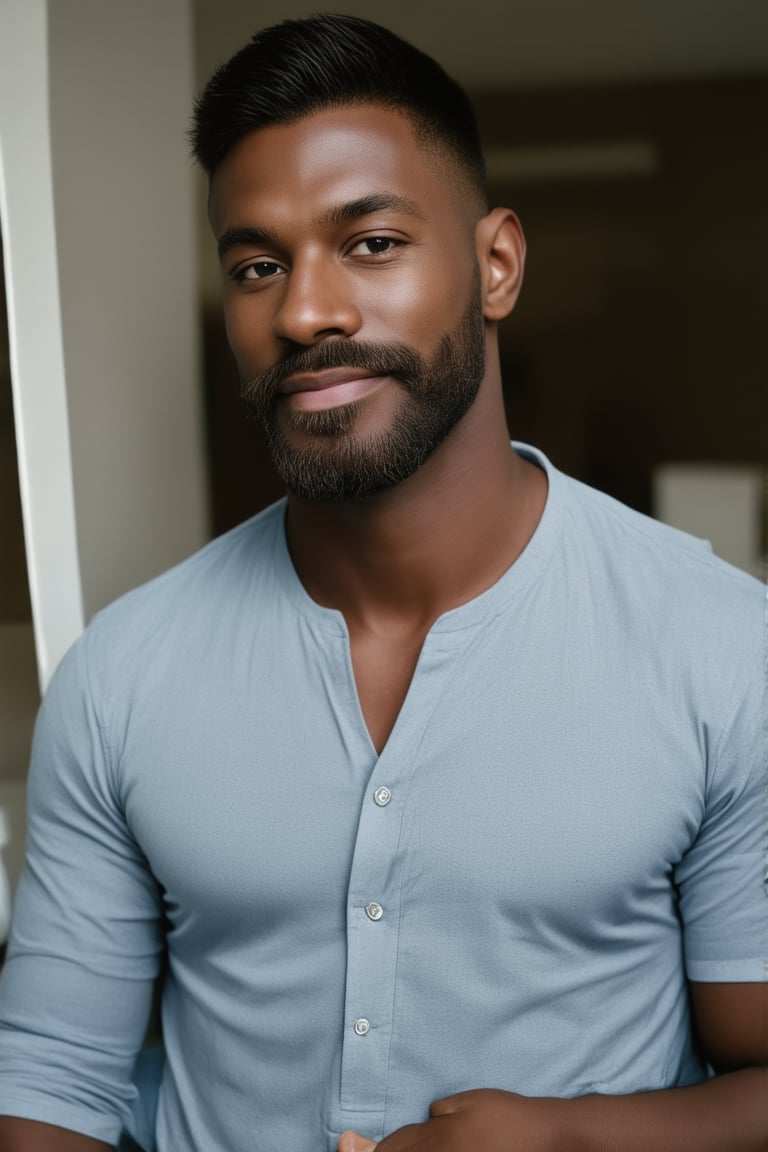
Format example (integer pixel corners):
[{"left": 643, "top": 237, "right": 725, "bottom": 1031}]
[{"left": 278, "top": 369, "right": 389, "bottom": 412}]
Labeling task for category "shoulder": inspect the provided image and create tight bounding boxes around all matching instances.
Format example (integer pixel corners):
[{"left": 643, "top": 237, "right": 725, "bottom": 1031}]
[
  {"left": 48, "top": 500, "right": 288, "bottom": 719},
  {"left": 518, "top": 446, "right": 766, "bottom": 721},
  {"left": 552, "top": 466, "right": 766, "bottom": 788},
  {"left": 93, "top": 500, "right": 284, "bottom": 638},
  {"left": 556, "top": 462, "right": 765, "bottom": 635}
]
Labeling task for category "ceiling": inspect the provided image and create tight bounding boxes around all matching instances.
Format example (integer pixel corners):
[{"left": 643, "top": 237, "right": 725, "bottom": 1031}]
[{"left": 195, "top": 0, "right": 768, "bottom": 89}]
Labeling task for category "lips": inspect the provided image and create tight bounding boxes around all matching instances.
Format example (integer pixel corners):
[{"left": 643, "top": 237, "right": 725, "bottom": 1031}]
[{"left": 278, "top": 368, "right": 388, "bottom": 412}]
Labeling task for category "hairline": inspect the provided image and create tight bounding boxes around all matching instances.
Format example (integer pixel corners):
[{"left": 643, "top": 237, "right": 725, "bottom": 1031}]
[{"left": 206, "top": 97, "right": 489, "bottom": 221}]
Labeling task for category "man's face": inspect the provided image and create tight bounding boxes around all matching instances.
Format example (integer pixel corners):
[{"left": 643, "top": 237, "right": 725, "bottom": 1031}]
[{"left": 209, "top": 105, "right": 487, "bottom": 501}]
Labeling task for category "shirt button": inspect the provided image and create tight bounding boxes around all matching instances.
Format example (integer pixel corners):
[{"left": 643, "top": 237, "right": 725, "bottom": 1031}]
[
  {"left": 365, "top": 902, "right": 383, "bottom": 921},
  {"left": 354, "top": 1018, "right": 370, "bottom": 1036},
  {"left": 373, "top": 786, "right": 392, "bottom": 806}
]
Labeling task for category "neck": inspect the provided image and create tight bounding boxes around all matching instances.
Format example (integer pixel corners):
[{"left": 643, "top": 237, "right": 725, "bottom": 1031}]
[{"left": 284, "top": 368, "right": 547, "bottom": 632}]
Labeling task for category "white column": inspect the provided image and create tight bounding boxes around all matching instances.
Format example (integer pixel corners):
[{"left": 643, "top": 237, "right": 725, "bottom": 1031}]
[{"left": 0, "top": 0, "right": 83, "bottom": 693}]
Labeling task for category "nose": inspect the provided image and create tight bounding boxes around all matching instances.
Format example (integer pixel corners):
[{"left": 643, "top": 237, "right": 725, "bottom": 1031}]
[{"left": 273, "top": 255, "right": 362, "bottom": 346}]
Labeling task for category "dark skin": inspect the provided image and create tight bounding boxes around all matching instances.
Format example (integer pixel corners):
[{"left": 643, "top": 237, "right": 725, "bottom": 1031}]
[
  {"left": 212, "top": 107, "right": 544, "bottom": 755},
  {"left": 1, "top": 105, "right": 765, "bottom": 1151}
]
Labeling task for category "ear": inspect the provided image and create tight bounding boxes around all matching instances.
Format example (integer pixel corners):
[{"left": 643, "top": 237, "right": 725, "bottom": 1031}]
[{"left": 475, "top": 208, "right": 526, "bottom": 322}]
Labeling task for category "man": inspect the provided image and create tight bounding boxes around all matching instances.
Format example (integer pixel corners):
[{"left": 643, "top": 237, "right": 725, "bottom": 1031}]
[{"left": 0, "top": 14, "right": 765, "bottom": 1152}]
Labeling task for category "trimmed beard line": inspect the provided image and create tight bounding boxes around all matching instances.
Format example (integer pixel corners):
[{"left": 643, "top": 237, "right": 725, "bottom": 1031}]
[{"left": 240, "top": 278, "right": 486, "bottom": 501}]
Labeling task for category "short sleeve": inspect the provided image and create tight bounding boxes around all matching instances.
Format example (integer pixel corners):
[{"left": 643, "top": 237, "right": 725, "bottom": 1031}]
[
  {"left": 677, "top": 597, "right": 768, "bottom": 983},
  {"left": 0, "top": 633, "right": 164, "bottom": 1144}
]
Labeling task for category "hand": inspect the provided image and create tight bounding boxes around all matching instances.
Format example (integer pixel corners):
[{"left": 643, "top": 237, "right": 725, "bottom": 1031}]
[
  {"left": 338, "top": 1088, "right": 563, "bottom": 1152},
  {"left": 338, "top": 1132, "right": 377, "bottom": 1152}
]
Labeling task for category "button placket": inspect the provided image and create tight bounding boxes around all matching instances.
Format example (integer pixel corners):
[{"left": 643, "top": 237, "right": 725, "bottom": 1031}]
[
  {"left": 341, "top": 782, "right": 400, "bottom": 1111},
  {"left": 335, "top": 632, "right": 469, "bottom": 1128},
  {"left": 341, "top": 740, "right": 418, "bottom": 1114}
]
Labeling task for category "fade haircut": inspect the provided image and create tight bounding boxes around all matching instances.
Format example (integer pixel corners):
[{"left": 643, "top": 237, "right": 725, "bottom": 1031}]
[{"left": 191, "top": 13, "right": 488, "bottom": 208}]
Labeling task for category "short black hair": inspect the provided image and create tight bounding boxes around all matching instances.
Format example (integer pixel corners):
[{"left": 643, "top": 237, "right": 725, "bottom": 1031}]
[{"left": 191, "top": 13, "right": 487, "bottom": 205}]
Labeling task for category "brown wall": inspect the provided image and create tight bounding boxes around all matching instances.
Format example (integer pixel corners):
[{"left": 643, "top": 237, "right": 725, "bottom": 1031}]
[{"left": 476, "top": 74, "right": 768, "bottom": 513}]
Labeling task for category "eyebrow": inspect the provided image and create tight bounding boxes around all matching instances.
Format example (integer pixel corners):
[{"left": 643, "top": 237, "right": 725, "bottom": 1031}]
[
  {"left": 319, "top": 192, "right": 426, "bottom": 226},
  {"left": 217, "top": 192, "right": 425, "bottom": 262},
  {"left": 217, "top": 225, "right": 280, "bottom": 262}
]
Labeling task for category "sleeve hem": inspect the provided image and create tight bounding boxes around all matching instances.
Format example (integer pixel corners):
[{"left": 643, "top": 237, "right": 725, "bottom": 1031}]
[
  {"left": 686, "top": 957, "right": 768, "bottom": 982},
  {"left": 0, "top": 1094, "right": 124, "bottom": 1144}
]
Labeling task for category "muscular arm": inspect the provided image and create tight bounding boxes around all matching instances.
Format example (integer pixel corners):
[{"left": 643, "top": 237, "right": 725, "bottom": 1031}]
[
  {"left": 0, "top": 640, "right": 163, "bottom": 1147},
  {"left": 0, "top": 1118, "right": 114, "bottom": 1151},
  {"left": 562, "top": 981, "right": 768, "bottom": 1150},
  {"left": 340, "top": 982, "right": 768, "bottom": 1152},
  {"left": 554, "top": 1064, "right": 768, "bottom": 1152}
]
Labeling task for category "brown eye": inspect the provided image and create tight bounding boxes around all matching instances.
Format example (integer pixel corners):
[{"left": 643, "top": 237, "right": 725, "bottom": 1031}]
[
  {"left": 349, "top": 236, "right": 399, "bottom": 256},
  {"left": 361, "top": 237, "right": 393, "bottom": 253},
  {"left": 236, "top": 261, "right": 283, "bottom": 281}
]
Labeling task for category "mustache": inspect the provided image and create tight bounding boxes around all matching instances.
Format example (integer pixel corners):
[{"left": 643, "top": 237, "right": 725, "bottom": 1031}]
[{"left": 242, "top": 339, "right": 423, "bottom": 401}]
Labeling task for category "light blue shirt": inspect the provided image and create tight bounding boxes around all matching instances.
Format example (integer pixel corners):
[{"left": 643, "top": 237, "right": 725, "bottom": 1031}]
[{"left": 0, "top": 446, "right": 765, "bottom": 1152}]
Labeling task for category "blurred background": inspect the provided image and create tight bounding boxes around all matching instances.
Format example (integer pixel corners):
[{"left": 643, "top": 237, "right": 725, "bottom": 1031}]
[{"left": 0, "top": 0, "right": 767, "bottom": 924}]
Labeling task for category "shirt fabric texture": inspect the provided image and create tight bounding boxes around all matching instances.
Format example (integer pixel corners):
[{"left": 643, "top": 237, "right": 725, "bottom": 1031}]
[{"left": 0, "top": 445, "right": 765, "bottom": 1152}]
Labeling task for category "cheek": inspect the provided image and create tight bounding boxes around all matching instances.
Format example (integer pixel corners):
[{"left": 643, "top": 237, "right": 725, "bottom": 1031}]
[
  {"left": 223, "top": 297, "right": 275, "bottom": 375},
  {"left": 353, "top": 268, "right": 456, "bottom": 347}
]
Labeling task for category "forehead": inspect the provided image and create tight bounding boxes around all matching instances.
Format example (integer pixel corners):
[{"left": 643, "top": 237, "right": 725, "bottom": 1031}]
[{"left": 208, "top": 105, "right": 469, "bottom": 236}]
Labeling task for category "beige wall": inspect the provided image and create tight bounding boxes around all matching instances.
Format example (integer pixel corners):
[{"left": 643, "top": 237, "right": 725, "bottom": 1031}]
[{"left": 49, "top": 0, "right": 210, "bottom": 623}]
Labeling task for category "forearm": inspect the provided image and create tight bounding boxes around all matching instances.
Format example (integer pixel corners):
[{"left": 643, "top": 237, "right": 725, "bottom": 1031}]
[
  {"left": 0, "top": 1117, "right": 114, "bottom": 1152},
  {"left": 560, "top": 1067, "right": 768, "bottom": 1152}
]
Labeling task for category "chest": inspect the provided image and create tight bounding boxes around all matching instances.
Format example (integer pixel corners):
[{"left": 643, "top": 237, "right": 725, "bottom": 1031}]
[
  {"left": 119, "top": 623, "right": 705, "bottom": 952},
  {"left": 347, "top": 623, "right": 428, "bottom": 755}
]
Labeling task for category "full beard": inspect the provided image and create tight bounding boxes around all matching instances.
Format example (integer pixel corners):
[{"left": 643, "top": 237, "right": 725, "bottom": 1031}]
[{"left": 240, "top": 283, "right": 486, "bottom": 502}]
